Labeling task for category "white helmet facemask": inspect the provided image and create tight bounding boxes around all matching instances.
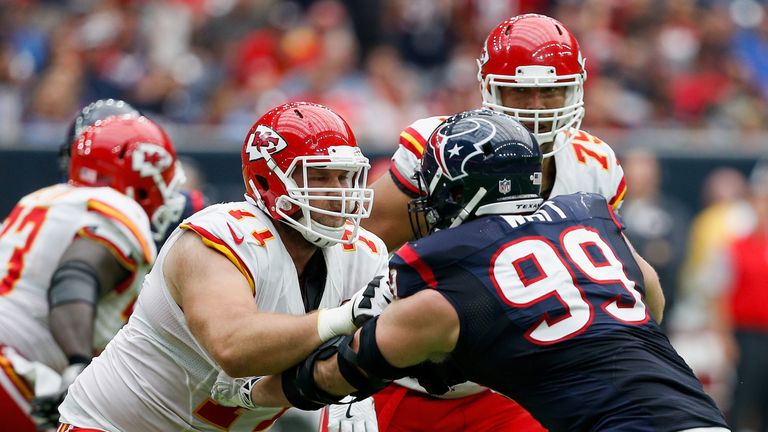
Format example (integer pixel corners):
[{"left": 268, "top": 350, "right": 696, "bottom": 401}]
[
  {"left": 125, "top": 161, "right": 187, "bottom": 242},
  {"left": 249, "top": 146, "right": 374, "bottom": 248},
  {"left": 479, "top": 64, "right": 585, "bottom": 158},
  {"left": 149, "top": 162, "right": 187, "bottom": 241}
]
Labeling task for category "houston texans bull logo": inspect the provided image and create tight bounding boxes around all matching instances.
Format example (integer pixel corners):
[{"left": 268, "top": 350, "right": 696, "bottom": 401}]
[
  {"left": 245, "top": 125, "right": 287, "bottom": 161},
  {"left": 132, "top": 143, "right": 173, "bottom": 177},
  {"left": 431, "top": 117, "right": 498, "bottom": 181}
]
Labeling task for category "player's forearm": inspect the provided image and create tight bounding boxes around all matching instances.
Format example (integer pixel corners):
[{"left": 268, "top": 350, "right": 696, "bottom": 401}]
[
  {"left": 637, "top": 254, "right": 665, "bottom": 323},
  {"left": 248, "top": 375, "right": 292, "bottom": 407},
  {"left": 201, "top": 311, "right": 322, "bottom": 377},
  {"left": 49, "top": 303, "right": 95, "bottom": 360}
]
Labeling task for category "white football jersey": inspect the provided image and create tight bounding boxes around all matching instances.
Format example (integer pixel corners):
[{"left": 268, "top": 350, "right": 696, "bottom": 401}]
[
  {"left": 0, "top": 184, "right": 155, "bottom": 373},
  {"left": 60, "top": 201, "right": 388, "bottom": 432},
  {"left": 389, "top": 117, "right": 627, "bottom": 398},
  {"left": 391, "top": 117, "right": 626, "bottom": 209}
]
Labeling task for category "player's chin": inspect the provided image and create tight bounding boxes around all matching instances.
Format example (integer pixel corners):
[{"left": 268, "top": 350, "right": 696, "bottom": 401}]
[
  {"left": 524, "top": 122, "right": 552, "bottom": 134},
  {"left": 314, "top": 215, "right": 345, "bottom": 228}
]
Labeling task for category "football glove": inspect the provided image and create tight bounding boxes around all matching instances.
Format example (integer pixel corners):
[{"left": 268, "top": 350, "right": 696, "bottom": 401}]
[
  {"left": 317, "top": 275, "right": 392, "bottom": 342},
  {"left": 326, "top": 397, "right": 379, "bottom": 432},
  {"left": 210, "top": 370, "right": 262, "bottom": 410}
]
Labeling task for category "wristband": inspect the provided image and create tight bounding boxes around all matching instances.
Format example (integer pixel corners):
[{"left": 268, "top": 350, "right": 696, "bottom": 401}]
[
  {"left": 316, "top": 304, "right": 355, "bottom": 342},
  {"left": 67, "top": 354, "right": 91, "bottom": 366}
]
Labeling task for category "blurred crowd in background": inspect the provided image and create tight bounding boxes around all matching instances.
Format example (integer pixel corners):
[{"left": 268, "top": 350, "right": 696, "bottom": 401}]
[
  {"left": 2, "top": 0, "right": 768, "bottom": 151},
  {"left": 2, "top": 0, "right": 768, "bottom": 429}
]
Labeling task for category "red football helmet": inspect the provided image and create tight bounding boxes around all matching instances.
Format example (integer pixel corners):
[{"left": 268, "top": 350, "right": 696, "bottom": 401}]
[
  {"left": 477, "top": 14, "right": 586, "bottom": 155},
  {"left": 69, "top": 116, "right": 186, "bottom": 240},
  {"left": 242, "top": 102, "right": 373, "bottom": 247}
]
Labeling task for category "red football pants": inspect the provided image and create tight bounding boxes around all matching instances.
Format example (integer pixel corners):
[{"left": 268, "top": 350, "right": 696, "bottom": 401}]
[{"left": 373, "top": 384, "right": 546, "bottom": 432}]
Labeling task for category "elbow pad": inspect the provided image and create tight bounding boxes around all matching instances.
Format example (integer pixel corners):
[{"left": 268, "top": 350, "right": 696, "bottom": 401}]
[
  {"left": 281, "top": 336, "right": 349, "bottom": 411},
  {"left": 355, "top": 317, "right": 466, "bottom": 396},
  {"left": 48, "top": 260, "right": 101, "bottom": 308},
  {"left": 353, "top": 317, "right": 410, "bottom": 381}
]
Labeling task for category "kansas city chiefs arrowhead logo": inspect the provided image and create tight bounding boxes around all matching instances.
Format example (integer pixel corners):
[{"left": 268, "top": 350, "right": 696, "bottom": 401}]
[
  {"left": 246, "top": 125, "right": 287, "bottom": 161},
  {"left": 132, "top": 143, "right": 173, "bottom": 177}
]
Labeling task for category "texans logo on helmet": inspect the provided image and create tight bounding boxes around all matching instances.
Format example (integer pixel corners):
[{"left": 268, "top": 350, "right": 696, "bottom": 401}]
[
  {"left": 246, "top": 125, "right": 287, "bottom": 161},
  {"left": 132, "top": 143, "right": 173, "bottom": 177},
  {"left": 435, "top": 117, "right": 497, "bottom": 181}
]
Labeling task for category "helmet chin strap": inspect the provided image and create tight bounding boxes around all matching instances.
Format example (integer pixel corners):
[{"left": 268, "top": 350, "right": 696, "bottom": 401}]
[
  {"left": 540, "top": 114, "right": 582, "bottom": 158},
  {"left": 294, "top": 218, "right": 347, "bottom": 248},
  {"left": 449, "top": 187, "right": 488, "bottom": 229}
]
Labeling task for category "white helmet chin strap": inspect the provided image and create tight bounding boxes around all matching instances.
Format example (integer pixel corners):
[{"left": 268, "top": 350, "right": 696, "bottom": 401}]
[
  {"left": 539, "top": 115, "right": 582, "bottom": 159},
  {"left": 247, "top": 147, "right": 373, "bottom": 248},
  {"left": 150, "top": 162, "right": 187, "bottom": 241},
  {"left": 479, "top": 63, "right": 586, "bottom": 159},
  {"left": 244, "top": 191, "right": 352, "bottom": 248},
  {"left": 292, "top": 216, "right": 348, "bottom": 248}
]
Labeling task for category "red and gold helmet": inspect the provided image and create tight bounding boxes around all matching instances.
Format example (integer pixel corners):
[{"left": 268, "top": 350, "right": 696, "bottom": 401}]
[
  {"left": 69, "top": 116, "right": 186, "bottom": 240},
  {"left": 478, "top": 14, "right": 586, "bottom": 154},
  {"left": 242, "top": 102, "right": 373, "bottom": 247}
]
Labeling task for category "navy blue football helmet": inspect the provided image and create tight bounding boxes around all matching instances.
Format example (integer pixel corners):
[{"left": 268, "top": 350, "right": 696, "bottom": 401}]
[
  {"left": 409, "top": 109, "right": 543, "bottom": 237},
  {"left": 58, "top": 99, "right": 140, "bottom": 175}
]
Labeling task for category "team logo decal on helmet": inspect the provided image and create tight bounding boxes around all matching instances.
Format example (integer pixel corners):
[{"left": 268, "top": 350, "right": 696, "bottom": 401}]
[
  {"left": 245, "top": 125, "right": 288, "bottom": 161},
  {"left": 409, "top": 109, "right": 543, "bottom": 237},
  {"left": 241, "top": 102, "right": 374, "bottom": 248},
  {"left": 434, "top": 116, "right": 511, "bottom": 181},
  {"left": 132, "top": 143, "right": 174, "bottom": 177}
]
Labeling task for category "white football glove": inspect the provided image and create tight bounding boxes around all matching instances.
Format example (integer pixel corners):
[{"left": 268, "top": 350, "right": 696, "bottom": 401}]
[
  {"left": 325, "top": 397, "right": 379, "bottom": 432},
  {"left": 317, "top": 275, "right": 393, "bottom": 342},
  {"left": 210, "top": 370, "right": 262, "bottom": 410}
]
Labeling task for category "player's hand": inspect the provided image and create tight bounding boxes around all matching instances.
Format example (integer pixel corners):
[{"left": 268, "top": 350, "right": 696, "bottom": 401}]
[
  {"left": 31, "top": 362, "right": 87, "bottom": 427},
  {"left": 210, "top": 370, "right": 261, "bottom": 410},
  {"left": 326, "top": 397, "right": 379, "bottom": 432},
  {"left": 350, "top": 275, "right": 393, "bottom": 327},
  {"left": 317, "top": 275, "right": 393, "bottom": 342},
  {"left": 410, "top": 359, "right": 467, "bottom": 396}
]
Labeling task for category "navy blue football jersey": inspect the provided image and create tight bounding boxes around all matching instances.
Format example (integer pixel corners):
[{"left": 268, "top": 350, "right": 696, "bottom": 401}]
[{"left": 390, "top": 193, "right": 727, "bottom": 431}]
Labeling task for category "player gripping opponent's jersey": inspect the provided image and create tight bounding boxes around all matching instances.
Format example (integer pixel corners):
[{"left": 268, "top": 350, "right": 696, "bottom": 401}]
[{"left": 243, "top": 110, "right": 725, "bottom": 432}]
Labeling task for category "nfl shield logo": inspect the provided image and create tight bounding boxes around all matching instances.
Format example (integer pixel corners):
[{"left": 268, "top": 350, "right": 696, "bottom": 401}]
[{"left": 499, "top": 179, "right": 512, "bottom": 194}]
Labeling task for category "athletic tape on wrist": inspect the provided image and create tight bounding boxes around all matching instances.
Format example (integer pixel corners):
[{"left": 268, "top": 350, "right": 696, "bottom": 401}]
[{"left": 317, "top": 306, "right": 354, "bottom": 342}]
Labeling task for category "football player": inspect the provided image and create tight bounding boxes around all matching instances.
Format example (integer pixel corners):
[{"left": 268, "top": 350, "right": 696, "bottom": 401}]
[
  {"left": 240, "top": 110, "right": 729, "bottom": 432},
  {"left": 57, "top": 99, "right": 141, "bottom": 178},
  {"left": 356, "top": 13, "right": 626, "bottom": 431},
  {"left": 0, "top": 116, "right": 186, "bottom": 431},
  {"left": 57, "top": 102, "right": 393, "bottom": 431},
  {"left": 56, "top": 98, "right": 208, "bottom": 248}
]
